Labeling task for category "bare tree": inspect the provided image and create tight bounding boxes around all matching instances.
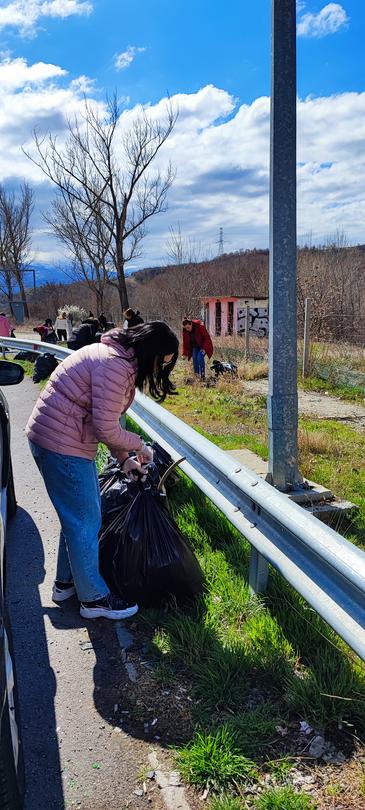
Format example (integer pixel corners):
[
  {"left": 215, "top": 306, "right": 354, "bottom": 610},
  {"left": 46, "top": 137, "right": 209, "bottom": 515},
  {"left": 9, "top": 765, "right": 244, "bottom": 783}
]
[
  {"left": 0, "top": 213, "right": 13, "bottom": 303},
  {"left": 47, "top": 194, "right": 112, "bottom": 315},
  {"left": 0, "top": 183, "right": 34, "bottom": 318},
  {"left": 25, "top": 94, "right": 177, "bottom": 314},
  {"left": 166, "top": 223, "right": 207, "bottom": 266}
]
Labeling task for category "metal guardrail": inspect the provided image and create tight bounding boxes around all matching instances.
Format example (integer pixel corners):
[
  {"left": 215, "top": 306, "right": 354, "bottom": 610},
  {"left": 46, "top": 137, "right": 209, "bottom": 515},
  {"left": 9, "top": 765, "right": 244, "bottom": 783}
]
[{"left": 4, "top": 337, "right": 365, "bottom": 660}]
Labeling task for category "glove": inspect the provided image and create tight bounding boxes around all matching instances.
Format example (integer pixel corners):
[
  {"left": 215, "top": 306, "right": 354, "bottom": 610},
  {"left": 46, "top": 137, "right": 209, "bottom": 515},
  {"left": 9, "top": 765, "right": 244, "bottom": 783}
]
[
  {"left": 122, "top": 457, "right": 147, "bottom": 480},
  {"left": 138, "top": 442, "right": 154, "bottom": 464}
]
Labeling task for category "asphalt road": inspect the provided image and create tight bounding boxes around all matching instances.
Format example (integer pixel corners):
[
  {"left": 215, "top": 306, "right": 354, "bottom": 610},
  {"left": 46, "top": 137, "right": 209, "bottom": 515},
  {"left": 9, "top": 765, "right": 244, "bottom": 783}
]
[{"left": 5, "top": 376, "right": 166, "bottom": 810}]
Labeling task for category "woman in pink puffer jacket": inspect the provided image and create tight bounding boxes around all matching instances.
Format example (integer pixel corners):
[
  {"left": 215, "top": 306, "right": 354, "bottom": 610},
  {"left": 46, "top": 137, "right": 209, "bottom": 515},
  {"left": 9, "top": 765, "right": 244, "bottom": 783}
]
[{"left": 26, "top": 321, "right": 179, "bottom": 621}]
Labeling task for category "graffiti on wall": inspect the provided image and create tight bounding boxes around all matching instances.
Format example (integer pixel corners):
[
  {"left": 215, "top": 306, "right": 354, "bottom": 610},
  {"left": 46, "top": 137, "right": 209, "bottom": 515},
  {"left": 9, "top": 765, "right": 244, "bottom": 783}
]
[{"left": 237, "top": 305, "right": 269, "bottom": 338}]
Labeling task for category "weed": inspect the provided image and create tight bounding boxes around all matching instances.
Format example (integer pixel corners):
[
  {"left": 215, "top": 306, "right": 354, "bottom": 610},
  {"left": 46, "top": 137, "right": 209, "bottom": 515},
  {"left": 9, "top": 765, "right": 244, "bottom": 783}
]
[
  {"left": 177, "top": 726, "right": 257, "bottom": 789},
  {"left": 95, "top": 443, "right": 109, "bottom": 473},
  {"left": 151, "top": 660, "right": 176, "bottom": 686},
  {"left": 210, "top": 797, "right": 243, "bottom": 810},
  {"left": 253, "top": 786, "right": 316, "bottom": 809},
  {"left": 324, "top": 782, "right": 342, "bottom": 797},
  {"left": 230, "top": 705, "right": 284, "bottom": 758},
  {"left": 266, "top": 757, "right": 295, "bottom": 783}
]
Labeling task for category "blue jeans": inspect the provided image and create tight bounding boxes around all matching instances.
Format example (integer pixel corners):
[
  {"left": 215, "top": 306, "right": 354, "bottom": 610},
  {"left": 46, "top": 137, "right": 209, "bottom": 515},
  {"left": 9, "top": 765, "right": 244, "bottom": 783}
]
[
  {"left": 192, "top": 348, "right": 205, "bottom": 377},
  {"left": 29, "top": 441, "right": 109, "bottom": 603}
]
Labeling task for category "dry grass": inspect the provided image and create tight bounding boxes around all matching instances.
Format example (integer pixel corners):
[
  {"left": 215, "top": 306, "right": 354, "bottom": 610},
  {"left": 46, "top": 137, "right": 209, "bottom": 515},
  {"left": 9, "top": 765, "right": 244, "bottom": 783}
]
[
  {"left": 238, "top": 361, "right": 269, "bottom": 381},
  {"left": 298, "top": 427, "right": 339, "bottom": 456},
  {"left": 299, "top": 339, "right": 365, "bottom": 376}
]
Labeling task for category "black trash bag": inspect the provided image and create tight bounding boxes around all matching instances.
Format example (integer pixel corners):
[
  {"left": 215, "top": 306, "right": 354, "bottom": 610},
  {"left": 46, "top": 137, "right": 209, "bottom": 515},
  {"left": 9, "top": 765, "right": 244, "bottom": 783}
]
[
  {"left": 103, "top": 442, "right": 179, "bottom": 492},
  {"left": 99, "top": 460, "right": 135, "bottom": 517},
  {"left": 33, "top": 353, "right": 58, "bottom": 383},
  {"left": 151, "top": 442, "right": 180, "bottom": 488},
  {"left": 14, "top": 351, "right": 38, "bottom": 362},
  {"left": 99, "top": 468, "right": 203, "bottom": 607}
]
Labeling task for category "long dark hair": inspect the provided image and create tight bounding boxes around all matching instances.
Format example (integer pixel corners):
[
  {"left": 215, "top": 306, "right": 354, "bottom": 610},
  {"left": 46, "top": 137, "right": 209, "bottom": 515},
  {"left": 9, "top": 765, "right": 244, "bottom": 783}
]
[{"left": 113, "top": 321, "right": 179, "bottom": 401}]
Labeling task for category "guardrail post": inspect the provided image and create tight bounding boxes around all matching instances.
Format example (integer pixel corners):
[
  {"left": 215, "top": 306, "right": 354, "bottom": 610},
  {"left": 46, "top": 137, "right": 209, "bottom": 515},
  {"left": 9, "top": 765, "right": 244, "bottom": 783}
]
[{"left": 249, "top": 547, "right": 269, "bottom": 594}]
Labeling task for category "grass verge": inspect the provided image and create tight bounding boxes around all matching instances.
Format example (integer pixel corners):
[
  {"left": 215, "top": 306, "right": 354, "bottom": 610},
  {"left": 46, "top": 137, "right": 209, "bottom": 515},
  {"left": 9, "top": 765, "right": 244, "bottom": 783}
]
[{"left": 117, "top": 370, "right": 365, "bottom": 805}]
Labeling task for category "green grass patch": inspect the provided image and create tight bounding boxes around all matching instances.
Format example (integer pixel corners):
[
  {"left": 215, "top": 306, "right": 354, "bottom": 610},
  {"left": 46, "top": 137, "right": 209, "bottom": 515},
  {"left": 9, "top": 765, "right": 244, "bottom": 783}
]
[
  {"left": 95, "top": 443, "right": 109, "bottom": 473},
  {"left": 177, "top": 726, "right": 257, "bottom": 790},
  {"left": 210, "top": 798, "right": 243, "bottom": 810},
  {"left": 253, "top": 786, "right": 316, "bottom": 809},
  {"left": 9, "top": 358, "right": 34, "bottom": 377},
  {"left": 300, "top": 374, "right": 365, "bottom": 404},
  {"left": 96, "top": 373, "right": 365, "bottom": 798}
]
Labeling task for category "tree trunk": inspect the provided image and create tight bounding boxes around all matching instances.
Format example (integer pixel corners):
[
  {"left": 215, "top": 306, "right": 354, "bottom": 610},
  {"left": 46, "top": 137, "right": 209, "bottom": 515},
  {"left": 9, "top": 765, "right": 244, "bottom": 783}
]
[
  {"left": 116, "top": 257, "right": 129, "bottom": 314},
  {"left": 95, "top": 287, "right": 104, "bottom": 317},
  {"left": 16, "top": 273, "right": 30, "bottom": 319}
]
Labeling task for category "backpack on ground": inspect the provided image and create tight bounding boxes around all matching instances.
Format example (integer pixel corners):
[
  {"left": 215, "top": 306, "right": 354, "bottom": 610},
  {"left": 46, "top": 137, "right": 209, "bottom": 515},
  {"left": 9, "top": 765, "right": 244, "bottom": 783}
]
[{"left": 33, "top": 353, "right": 58, "bottom": 383}]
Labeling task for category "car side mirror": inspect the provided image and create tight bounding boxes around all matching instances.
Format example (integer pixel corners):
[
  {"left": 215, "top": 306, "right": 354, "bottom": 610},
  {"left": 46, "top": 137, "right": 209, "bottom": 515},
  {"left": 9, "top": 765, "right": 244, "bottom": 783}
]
[{"left": 0, "top": 361, "right": 24, "bottom": 386}]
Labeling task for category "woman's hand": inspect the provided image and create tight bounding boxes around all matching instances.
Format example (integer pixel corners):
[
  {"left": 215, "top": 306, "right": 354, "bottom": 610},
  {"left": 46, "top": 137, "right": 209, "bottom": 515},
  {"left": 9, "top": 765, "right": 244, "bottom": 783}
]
[
  {"left": 122, "top": 457, "right": 147, "bottom": 479},
  {"left": 138, "top": 443, "right": 154, "bottom": 464}
]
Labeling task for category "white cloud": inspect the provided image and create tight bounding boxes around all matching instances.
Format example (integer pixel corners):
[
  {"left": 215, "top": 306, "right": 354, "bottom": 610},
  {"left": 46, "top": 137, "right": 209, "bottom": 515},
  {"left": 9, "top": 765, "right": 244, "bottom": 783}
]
[
  {"left": 0, "top": 55, "right": 67, "bottom": 90},
  {"left": 0, "top": 0, "right": 93, "bottom": 36},
  {"left": 114, "top": 45, "right": 146, "bottom": 71},
  {"left": 297, "top": 3, "right": 349, "bottom": 38},
  {"left": 0, "top": 58, "right": 364, "bottom": 265}
]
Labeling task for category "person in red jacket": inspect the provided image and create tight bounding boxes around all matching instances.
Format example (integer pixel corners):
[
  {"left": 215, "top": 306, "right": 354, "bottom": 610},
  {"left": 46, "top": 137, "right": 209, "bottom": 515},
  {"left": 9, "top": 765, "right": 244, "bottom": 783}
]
[{"left": 182, "top": 317, "right": 213, "bottom": 379}]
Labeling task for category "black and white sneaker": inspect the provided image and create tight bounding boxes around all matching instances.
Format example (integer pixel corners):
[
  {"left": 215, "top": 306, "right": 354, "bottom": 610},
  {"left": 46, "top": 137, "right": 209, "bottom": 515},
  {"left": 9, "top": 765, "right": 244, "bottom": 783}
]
[
  {"left": 52, "top": 580, "right": 77, "bottom": 602},
  {"left": 80, "top": 594, "right": 138, "bottom": 620}
]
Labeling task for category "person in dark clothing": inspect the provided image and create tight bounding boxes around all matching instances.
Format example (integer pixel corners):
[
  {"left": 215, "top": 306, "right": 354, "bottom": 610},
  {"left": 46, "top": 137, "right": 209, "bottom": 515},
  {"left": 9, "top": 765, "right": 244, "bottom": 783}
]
[
  {"left": 124, "top": 308, "right": 144, "bottom": 329},
  {"left": 98, "top": 313, "right": 108, "bottom": 331},
  {"left": 68, "top": 318, "right": 101, "bottom": 350},
  {"left": 88, "top": 310, "right": 94, "bottom": 318},
  {"left": 34, "top": 320, "right": 58, "bottom": 344},
  {"left": 182, "top": 317, "right": 213, "bottom": 379}
]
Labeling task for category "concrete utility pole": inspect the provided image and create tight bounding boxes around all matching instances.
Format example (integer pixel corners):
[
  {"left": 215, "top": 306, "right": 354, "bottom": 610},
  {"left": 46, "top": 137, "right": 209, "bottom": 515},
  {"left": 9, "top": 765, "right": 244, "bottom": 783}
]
[{"left": 268, "top": 0, "right": 301, "bottom": 491}]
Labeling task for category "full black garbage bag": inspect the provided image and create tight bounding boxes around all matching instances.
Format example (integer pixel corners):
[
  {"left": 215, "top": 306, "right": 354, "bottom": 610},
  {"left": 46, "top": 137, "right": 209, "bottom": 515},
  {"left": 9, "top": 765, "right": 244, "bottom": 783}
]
[
  {"left": 14, "top": 351, "right": 38, "bottom": 362},
  {"left": 33, "top": 353, "right": 58, "bottom": 383},
  {"left": 99, "top": 465, "right": 203, "bottom": 606},
  {"left": 99, "top": 460, "right": 135, "bottom": 517},
  {"left": 151, "top": 442, "right": 180, "bottom": 488}
]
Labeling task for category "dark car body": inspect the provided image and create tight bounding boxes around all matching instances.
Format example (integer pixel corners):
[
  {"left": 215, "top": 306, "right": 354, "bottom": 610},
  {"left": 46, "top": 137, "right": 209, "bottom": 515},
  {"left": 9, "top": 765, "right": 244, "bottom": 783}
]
[{"left": 0, "top": 361, "right": 25, "bottom": 809}]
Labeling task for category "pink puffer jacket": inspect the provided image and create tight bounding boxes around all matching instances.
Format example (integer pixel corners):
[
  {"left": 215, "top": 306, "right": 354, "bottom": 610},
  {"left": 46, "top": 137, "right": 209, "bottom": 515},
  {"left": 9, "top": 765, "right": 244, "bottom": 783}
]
[{"left": 26, "top": 331, "right": 144, "bottom": 462}]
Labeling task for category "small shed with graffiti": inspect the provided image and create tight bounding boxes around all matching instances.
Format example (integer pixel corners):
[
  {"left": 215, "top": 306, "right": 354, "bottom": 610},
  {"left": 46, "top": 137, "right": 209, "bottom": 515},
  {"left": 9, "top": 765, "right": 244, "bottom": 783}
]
[{"left": 201, "top": 295, "right": 269, "bottom": 338}]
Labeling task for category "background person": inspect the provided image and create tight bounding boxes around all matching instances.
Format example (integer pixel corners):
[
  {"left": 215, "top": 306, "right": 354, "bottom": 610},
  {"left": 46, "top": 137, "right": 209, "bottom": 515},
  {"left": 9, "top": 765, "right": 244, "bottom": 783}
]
[
  {"left": 55, "top": 312, "right": 71, "bottom": 342},
  {"left": 124, "top": 308, "right": 144, "bottom": 329},
  {"left": 98, "top": 313, "right": 108, "bottom": 331},
  {"left": 0, "top": 312, "right": 11, "bottom": 338},
  {"left": 182, "top": 317, "right": 213, "bottom": 379},
  {"left": 67, "top": 318, "right": 100, "bottom": 350},
  {"left": 34, "top": 319, "right": 58, "bottom": 344},
  {"left": 26, "top": 321, "right": 178, "bottom": 621}
]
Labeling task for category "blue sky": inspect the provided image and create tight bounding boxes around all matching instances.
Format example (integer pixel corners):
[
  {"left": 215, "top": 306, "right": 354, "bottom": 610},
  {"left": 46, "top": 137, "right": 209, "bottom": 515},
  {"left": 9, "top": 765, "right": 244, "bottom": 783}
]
[
  {"left": 4, "top": 1, "right": 363, "bottom": 104},
  {"left": 0, "top": 0, "right": 364, "bottom": 268}
]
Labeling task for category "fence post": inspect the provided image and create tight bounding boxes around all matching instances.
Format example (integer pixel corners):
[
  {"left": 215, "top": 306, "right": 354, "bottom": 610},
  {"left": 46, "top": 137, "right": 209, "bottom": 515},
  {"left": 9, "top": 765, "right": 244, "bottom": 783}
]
[
  {"left": 1, "top": 345, "right": 5, "bottom": 359},
  {"left": 302, "top": 298, "right": 311, "bottom": 379},
  {"left": 245, "top": 304, "right": 250, "bottom": 360}
]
